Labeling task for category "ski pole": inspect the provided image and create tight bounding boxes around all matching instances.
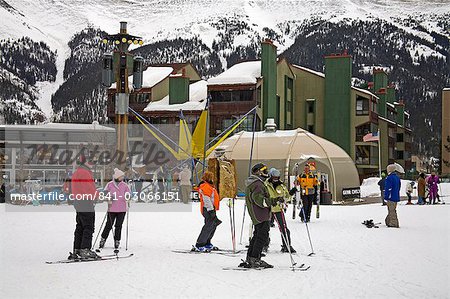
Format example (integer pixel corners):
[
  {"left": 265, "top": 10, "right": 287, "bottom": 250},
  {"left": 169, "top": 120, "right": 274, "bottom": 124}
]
[
  {"left": 92, "top": 212, "right": 107, "bottom": 250},
  {"left": 297, "top": 188, "right": 315, "bottom": 256},
  {"left": 232, "top": 196, "right": 236, "bottom": 250},
  {"left": 126, "top": 204, "right": 130, "bottom": 251},
  {"left": 274, "top": 211, "right": 297, "bottom": 269},
  {"left": 228, "top": 198, "right": 233, "bottom": 250},
  {"left": 239, "top": 203, "right": 247, "bottom": 244},
  {"left": 228, "top": 198, "right": 236, "bottom": 252}
]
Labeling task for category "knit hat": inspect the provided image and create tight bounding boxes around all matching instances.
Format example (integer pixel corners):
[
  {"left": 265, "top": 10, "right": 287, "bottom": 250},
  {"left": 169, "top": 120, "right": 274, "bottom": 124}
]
[
  {"left": 394, "top": 162, "right": 405, "bottom": 174},
  {"left": 268, "top": 168, "right": 281, "bottom": 178},
  {"left": 386, "top": 164, "right": 396, "bottom": 174},
  {"left": 113, "top": 168, "right": 125, "bottom": 180}
]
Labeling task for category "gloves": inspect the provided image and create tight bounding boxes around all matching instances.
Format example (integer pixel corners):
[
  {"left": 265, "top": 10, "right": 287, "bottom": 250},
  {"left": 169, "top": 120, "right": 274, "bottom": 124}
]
[
  {"left": 289, "top": 187, "right": 297, "bottom": 196},
  {"left": 226, "top": 198, "right": 234, "bottom": 207}
]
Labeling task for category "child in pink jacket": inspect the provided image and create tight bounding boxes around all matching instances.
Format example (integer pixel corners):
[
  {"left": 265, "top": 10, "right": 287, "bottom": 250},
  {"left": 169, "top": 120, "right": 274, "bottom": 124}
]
[{"left": 99, "top": 168, "right": 130, "bottom": 250}]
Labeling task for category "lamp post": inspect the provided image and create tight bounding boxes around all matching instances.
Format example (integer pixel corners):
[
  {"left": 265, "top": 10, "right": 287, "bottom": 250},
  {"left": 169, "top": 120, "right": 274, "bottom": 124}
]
[{"left": 101, "top": 22, "right": 144, "bottom": 169}]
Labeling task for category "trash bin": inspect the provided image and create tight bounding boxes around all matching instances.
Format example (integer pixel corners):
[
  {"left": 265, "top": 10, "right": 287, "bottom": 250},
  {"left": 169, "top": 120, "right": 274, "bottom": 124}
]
[{"left": 321, "top": 191, "right": 332, "bottom": 205}]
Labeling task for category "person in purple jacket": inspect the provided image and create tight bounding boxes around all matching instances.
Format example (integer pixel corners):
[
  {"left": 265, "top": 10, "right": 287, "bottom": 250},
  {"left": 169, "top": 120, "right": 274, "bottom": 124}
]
[
  {"left": 384, "top": 164, "right": 401, "bottom": 228},
  {"left": 427, "top": 171, "right": 440, "bottom": 205},
  {"left": 99, "top": 168, "right": 130, "bottom": 250}
]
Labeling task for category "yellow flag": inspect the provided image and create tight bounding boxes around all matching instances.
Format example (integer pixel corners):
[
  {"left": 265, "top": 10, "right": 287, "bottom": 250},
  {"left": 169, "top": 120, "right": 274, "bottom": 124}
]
[
  {"left": 178, "top": 119, "right": 193, "bottom": 159},
  {"left": 192, "top": 110, "right": 208, "bottom": 159}
]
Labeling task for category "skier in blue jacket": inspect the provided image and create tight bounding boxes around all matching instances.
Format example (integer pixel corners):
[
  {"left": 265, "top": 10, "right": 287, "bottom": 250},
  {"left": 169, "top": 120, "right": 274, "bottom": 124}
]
[{"left": 384, "top": 164, "right": 401, "bottom": 228}]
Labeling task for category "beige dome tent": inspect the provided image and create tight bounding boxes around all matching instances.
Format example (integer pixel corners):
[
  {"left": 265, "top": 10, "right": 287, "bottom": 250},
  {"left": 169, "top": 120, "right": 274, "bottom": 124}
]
[{"left": 211, "top": 125, "right": 360, "bottom": 202}]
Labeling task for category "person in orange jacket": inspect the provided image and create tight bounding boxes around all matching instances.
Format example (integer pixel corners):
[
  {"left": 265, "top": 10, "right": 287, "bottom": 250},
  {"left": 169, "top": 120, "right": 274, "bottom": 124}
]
[
  {"left": 194, "top": 171, "right": 222, "bottom": 252},
  {"left": 297, "top": 164, "right": 319, "bottom": 222}
]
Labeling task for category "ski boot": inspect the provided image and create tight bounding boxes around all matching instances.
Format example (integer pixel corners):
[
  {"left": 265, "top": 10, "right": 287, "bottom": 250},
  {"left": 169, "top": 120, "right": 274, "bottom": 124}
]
[
  {"left": 204, "top": 244, "right": 219, "bottom": 251},
  {"left": 79, "top": 249, "right": 101, "bottom": 260},
  {"left": 258, "top": 259, "right": 274, "bottom": 269},
  {"left": 362, "top": 219, "right": 374, "bottom": 228},
  {"left": 192, "top": 245, "right": 211, "bottom": 253},
  {"left": 247, "top": 257, "right": 273, "bottom": 269},
  {"left": 68, "top": 249, "right": 81, "bottom": 260},
  {"left": 238, "top": 258, "right": 251, "bottom": 268}
]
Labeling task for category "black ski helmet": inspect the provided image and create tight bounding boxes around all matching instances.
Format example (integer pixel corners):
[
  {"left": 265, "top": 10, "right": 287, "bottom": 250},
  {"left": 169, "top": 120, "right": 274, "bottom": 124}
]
[{"left": 251, "top": 163, "right": 268, "bottom": 176}]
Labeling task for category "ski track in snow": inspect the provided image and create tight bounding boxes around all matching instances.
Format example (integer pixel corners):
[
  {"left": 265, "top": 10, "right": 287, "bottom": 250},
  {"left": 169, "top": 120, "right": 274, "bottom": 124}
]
[{"left": 1, "top": 200, "right": 449, "bottom": 298}]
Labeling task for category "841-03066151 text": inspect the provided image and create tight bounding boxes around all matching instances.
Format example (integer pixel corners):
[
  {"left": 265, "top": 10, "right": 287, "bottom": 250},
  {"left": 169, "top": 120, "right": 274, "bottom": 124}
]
[{"left": 126, "top": 191, "right": 180, "bottom": 202}]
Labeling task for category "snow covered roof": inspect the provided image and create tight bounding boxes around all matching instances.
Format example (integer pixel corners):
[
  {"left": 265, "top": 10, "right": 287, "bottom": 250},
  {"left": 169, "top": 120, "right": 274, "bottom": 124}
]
[
  {"left": 143, "top": 80, "right": 207, "bottom": 112},
  {"left": 291, "top": 64, "right": 325, "bottom": 78},
  {"left": 378, "top": 116, "right": 397, "bottom": 125},
  {"left": 110, "top": 67, "right": 173, "bottom": 90},
  {"left": 386, "top": 102, "right": 396, "bottom": 109},
  {"left": 0, "top": 122, "right": 115, "bottom": 132},
  {"left": 142, "top": 67, "right": 173, "bottom": 88},
  {"left": 444, "top": 88, "right": 450, "bottom": 91},
  {"left": 208, "top": 61, "right": 261, "bottom": 85},
  {"left": 352, "top": 86, "right": 379, "bottom": 99}
]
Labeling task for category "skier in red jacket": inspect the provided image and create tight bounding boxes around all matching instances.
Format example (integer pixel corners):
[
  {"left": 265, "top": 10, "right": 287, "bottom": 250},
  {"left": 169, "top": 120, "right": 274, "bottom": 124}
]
[{"left": 69, "top": 155, "right": 100, "bottom": 260}]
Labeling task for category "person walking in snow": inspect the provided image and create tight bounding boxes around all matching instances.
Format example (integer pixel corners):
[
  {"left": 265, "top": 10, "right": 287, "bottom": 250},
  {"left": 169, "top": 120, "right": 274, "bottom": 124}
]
[
  {"left": 240, "top": 163, "right": 276, "bottom": 269},
  {"left": 417, "top": 172, "right": 426, "bottom": 205},
  {"left": 194, "top": 171, "right": 222, "bottom": 252},
  {"left": 406, "top": 181, "right": 414, "bottom": 205},
  {"left": 70, "top": 155, "right": 100, "bottom": 260},
  {"left": 265, "top": 168, "right": 297, "bottom": 253},
  {"left": 179, "top": 165, "right": 192, "bottom": 204},
  {"left": 384, "top": 164, "right": 401, "bottom": 228},
  {"left": 99, "top": 168, "right": 130, "bottom": 250},
  {"left": 297, "top": 164, "right": 318, "bottom": 222},
  {"left": 378, "top": 172, "right": 387, "bottom": 206},
  {"left": 427, "top": 172, "right": 440, "bottom": 205}
]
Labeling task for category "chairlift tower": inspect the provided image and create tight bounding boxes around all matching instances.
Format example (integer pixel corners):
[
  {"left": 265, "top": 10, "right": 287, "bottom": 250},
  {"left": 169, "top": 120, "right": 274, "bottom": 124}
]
[{"left": 101, "top": 22, "right": 144, "bottom": 169}]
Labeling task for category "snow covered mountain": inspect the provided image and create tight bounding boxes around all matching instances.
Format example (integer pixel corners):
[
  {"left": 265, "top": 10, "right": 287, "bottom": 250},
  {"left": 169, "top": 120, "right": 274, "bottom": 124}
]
[{"left": 0, "top": 0, "right": 449, "bottom": 155}]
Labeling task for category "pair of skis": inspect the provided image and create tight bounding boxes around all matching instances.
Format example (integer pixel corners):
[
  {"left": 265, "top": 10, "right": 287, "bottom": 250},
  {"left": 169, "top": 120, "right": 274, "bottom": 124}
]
[
  {"left": 46, "top": 253, "right": 134, "bottom": 264},
  {"left": 223, "top": 263, "right": 310, "bottom": 272},
  {"left": 172, "top": 247, "right": 244, "bottom": 257}
]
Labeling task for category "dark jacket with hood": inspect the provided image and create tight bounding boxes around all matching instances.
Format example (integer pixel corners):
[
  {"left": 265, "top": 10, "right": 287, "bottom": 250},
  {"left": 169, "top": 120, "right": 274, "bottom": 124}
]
[{"left": 245, "top": 174, "right": 274, "bottom": 225}]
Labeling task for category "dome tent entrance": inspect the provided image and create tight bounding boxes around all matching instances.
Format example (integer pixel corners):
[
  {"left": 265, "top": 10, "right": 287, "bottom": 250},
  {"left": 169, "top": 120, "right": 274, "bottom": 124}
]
[{"left": 211, "top": 127, "right": 360, "bottom": 202}]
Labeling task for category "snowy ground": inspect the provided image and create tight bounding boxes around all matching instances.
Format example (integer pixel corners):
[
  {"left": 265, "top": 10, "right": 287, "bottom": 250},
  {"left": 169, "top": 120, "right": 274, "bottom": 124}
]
[{"left": 1, "top": 200, "right": 449, "bottom": 299}]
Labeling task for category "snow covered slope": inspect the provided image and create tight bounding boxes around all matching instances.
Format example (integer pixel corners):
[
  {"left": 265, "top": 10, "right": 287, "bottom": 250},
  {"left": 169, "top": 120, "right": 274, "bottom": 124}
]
[
  {"left": 2, "top": 0, "right": 448, "bottom": 51},
  {"left": 1, "top": 201, "right": 449, "bottom": 298}
]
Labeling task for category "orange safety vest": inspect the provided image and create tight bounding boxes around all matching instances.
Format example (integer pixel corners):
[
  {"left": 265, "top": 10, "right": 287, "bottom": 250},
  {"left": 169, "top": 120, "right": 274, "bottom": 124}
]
[{"left": 199, "top": 181, "right": 220, "bottom": 214}]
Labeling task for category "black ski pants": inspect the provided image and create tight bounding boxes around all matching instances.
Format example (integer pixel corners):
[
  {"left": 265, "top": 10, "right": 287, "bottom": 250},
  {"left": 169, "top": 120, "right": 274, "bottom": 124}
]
[
  {"left": 101, "top": 212, "right": 126, "bottom": 241},
  {"left": 196, "top": 208, "right": 220, "bottom": 247},
  {"left": 274, "top": 211, "right": 291, "bottom": 248},
  {"left": 247, "top": 221, "right": 270, "bottom": 259},
  {"left": 74, "top": 212, "right": 95, "bottom": 250},
  {"left": 300, "top": 194, "right": 315, "bottom": 222}
]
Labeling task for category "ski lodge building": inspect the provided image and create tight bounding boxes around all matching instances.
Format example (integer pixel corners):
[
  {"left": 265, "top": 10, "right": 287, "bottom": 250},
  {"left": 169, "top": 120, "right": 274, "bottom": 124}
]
[{"left": 106, "top": 40, "right": 413, "bottom": 181}]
